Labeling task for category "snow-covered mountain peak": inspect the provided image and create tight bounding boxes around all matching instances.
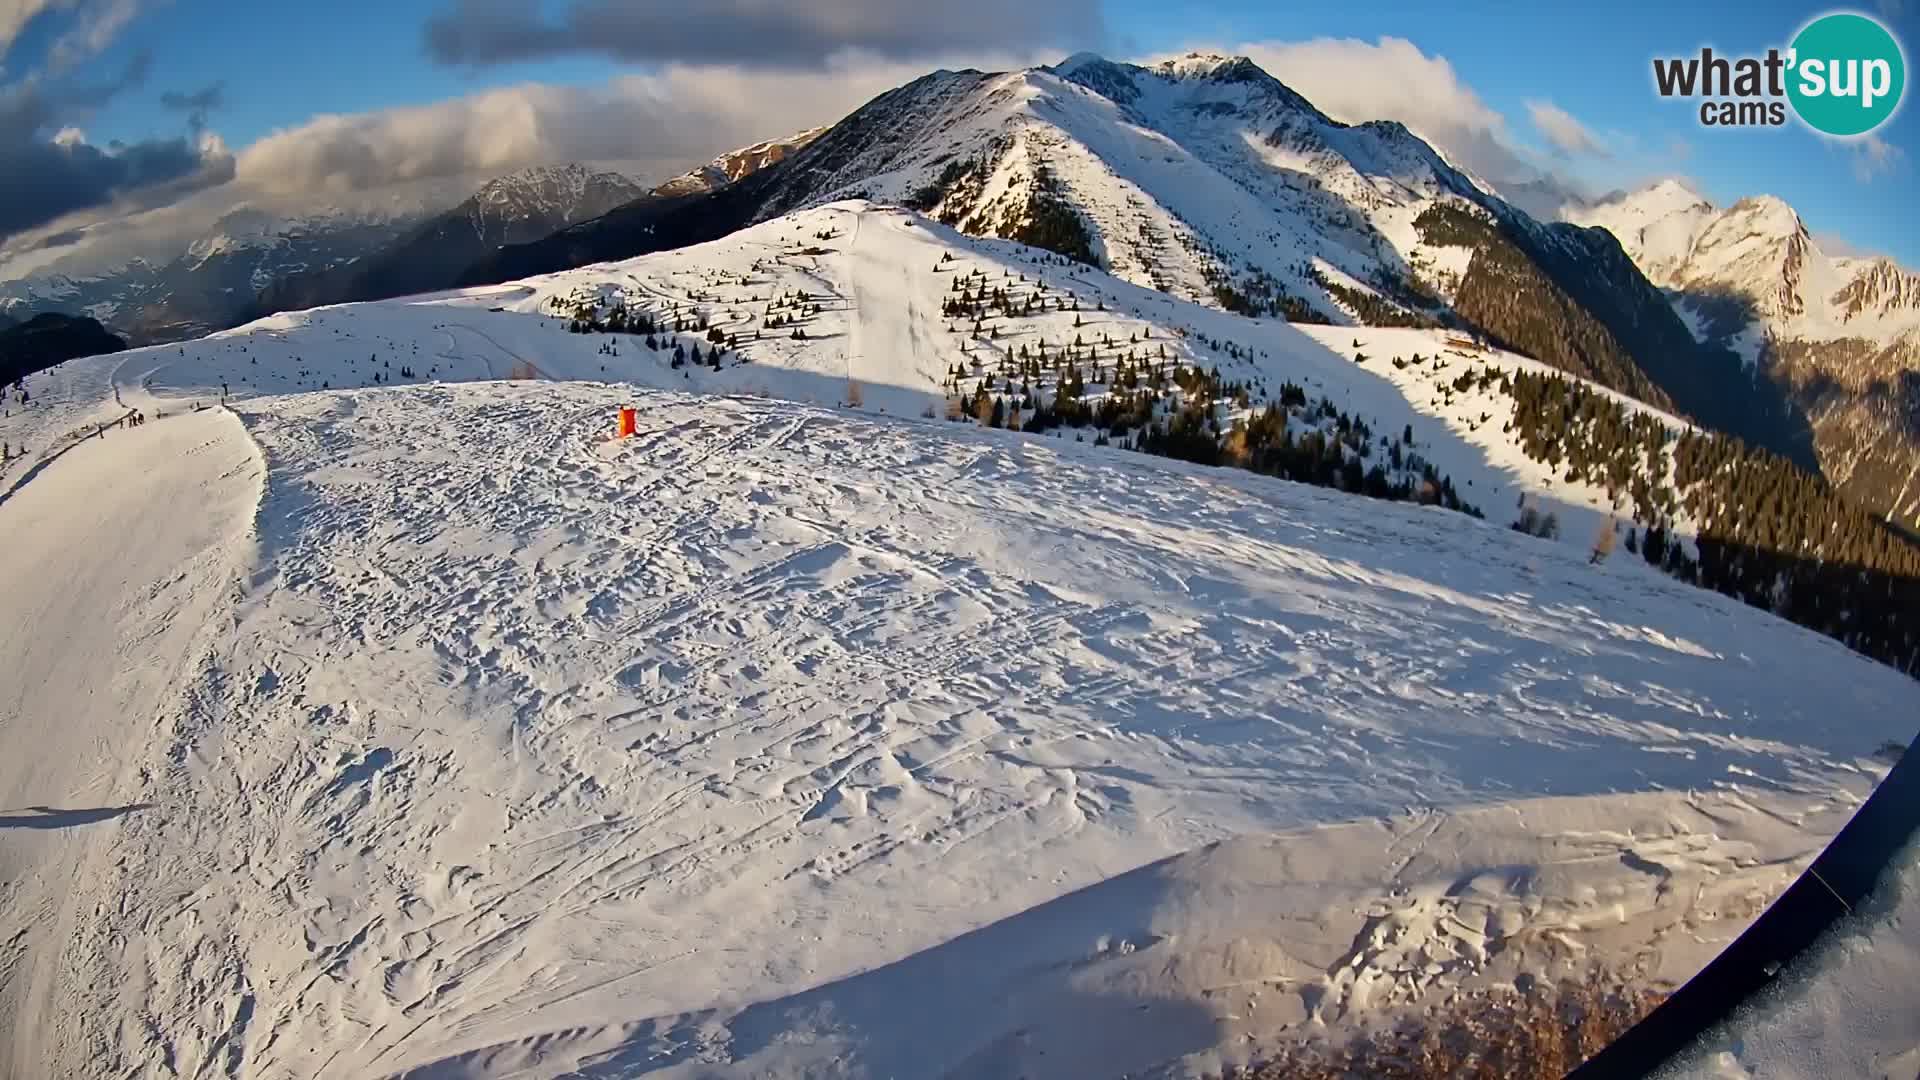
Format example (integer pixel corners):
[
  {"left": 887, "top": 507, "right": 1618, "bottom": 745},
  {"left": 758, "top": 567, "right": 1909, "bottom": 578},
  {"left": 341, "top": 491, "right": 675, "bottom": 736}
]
[
  {"left": 473, "top": 163, "right": 626, "bottom": 207},
  {"left": 1055, "top": 49, "right": 1269, "bottom": 85},
  {"left": 724, "top": 49, "right": 1479, "bottom": 315},
  {"left": 1051, "top": 52, "right": 1332, "bottom": 126},
  {"left": 1026, "top": 51, "right": 1458, "bottom": 210},
  {"left": 1640, "top": 177, "right": 1712, "bottom": 210},
  {"left": 1045, "top": 51, "right": 1143, "bottom": 103},
  {"left": 1567, "top": 176, "right": 1920, "bottom": 521},
  {"left": 1725, "top": 193, "right": 1805, "bottom": 236},
  {"left": 650, "top": 126, "right": 829, "bottom": 199},
  {"left": 1150, "top": 51, "right": 1262, "bottom": 81},
  {"left": 1570, "top": 182, "right": 1816, "bottom": 310},
  {"left": 1051, "top": 50, "right": 1110, "bottom": 77},
  {"left": 1573, "top": 180, "right": 1714, "bottom": 232},
  {"left": 1832, "top": 256, "right": 1920, "bottom": 320},
  {"left": 455, "top": 166, "right": 650, "bottom": 243}
]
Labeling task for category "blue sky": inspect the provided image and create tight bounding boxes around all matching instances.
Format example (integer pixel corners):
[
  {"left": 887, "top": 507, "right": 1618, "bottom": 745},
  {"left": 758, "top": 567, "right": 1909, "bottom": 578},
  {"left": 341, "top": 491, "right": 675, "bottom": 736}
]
[{"left": 4, "top": 0, "right": 1916, "bottom": 266}]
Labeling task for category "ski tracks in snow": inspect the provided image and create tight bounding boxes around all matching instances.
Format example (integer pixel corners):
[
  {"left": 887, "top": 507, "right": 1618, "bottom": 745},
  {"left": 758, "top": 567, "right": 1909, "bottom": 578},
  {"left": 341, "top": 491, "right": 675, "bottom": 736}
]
[
  {"left": 0, "top": 406, "right": 264, "bottom": 1079},
  {"left": 36, "top": 381, "right": 1915, "bottom": 1078}
]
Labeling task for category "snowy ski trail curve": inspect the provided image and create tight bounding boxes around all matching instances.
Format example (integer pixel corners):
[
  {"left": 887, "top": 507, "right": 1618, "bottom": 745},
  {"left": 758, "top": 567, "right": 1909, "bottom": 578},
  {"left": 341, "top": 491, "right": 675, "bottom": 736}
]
[{"left": 0, "top": 406, "right": 263, "bottom": 1079}]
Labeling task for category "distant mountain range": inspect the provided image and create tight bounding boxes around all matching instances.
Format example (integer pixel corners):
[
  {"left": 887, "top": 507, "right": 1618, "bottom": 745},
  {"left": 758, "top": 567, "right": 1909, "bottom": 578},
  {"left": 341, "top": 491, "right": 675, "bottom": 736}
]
[
  {"left": 1565, "top": 180, "right": 1920, "bottom": 526},
  {"left": 242, "top": 164, "right": 650, "bottom": 320},
  {"left": 0, "top": 312, "right": 126, "bottom": 385},
  {"left": 243, "top": 135, "right": 824, "bottom": 320},
  {"left": 0, "top": 205, "right": 431, "bottom": 347},
  {"left": 0, "top": 139, "right": 826, "bottom": 352}
]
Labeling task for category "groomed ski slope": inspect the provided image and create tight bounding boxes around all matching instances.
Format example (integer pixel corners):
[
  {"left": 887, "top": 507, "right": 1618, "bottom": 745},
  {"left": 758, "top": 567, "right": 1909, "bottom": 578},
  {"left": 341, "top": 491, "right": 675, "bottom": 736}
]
[
  {"left": 0, "top": 406, "right": 263, "bottom": 1076},
  {"left": 1, "top": 202, "right": 1915, "bottom": 1077}
]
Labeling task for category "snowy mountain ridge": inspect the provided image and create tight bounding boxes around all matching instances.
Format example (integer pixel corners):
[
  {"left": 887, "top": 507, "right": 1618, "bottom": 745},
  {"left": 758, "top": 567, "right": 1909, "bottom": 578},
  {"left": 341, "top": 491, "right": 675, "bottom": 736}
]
[
  {"left": 1569, "top": 181, "right": 1920, "bottom": 340},
  {"left": 1567, "top": 182, "right": 1920, "bottom": 525},
  {"left": 0, "top": 206, "right": 433, "bottom": 345},
  {"left": 237, "top": 166, "right": 650, "bottom": 326},
  {"left": 476, "top": 52, "right": 1816, "bottom": 486},
  {"left": 652, "top": 126, "right": 829, "bottom": 198},
  {"left": 242, "top": 139, "right": 826, "bottom": 322},
  {"left": 746, "top": 53, "right": 1489, "bottom": 310},
  {"left": 468, "top": 163, "right": 649, "bottom": 233},
  {"left": 480, "top": 53, "right": 1504, "bottom": 313},
  {"left": 0, "top": 170, "right": 642, "bottom": 349}
]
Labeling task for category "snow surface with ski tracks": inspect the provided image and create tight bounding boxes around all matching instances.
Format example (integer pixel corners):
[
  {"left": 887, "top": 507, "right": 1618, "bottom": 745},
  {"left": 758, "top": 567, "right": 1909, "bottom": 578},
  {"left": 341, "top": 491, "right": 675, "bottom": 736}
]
[{"left": 1, "top": 203, "right": 1914, "bottom": 1078}]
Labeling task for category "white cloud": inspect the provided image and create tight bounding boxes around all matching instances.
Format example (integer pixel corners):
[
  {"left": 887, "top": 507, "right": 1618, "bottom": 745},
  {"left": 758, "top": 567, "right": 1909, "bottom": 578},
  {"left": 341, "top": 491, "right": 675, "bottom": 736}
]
[
  {"left": 3, "top": 50, "right": 1050, "bottom": 279},
  {"left": 1227, "top": 38, "right": 1513, "bottom": 175},
  {"left": 1525, "top": 100, "right": 1610, "bottom": 158},
  {"left": 231, "top": 55, "right": 980, "bottom": 196},
  {"left": 0, "top": 0, "right": 73, "bottom": 56},
  {"left": 1, "top": 0, "right": 151, "bottom": 71},
  {"left": 46, "top": 0, "right": 143, "bottom": 70},
  {"left": 1847, "top": 133, "right": 1906, "bottom": 182},
  {"left": 50, "top": 124, "right": 83, "bottom": 145},
  {"left": 1815, "top": 230, "right": 1884, "bottom": 258}
]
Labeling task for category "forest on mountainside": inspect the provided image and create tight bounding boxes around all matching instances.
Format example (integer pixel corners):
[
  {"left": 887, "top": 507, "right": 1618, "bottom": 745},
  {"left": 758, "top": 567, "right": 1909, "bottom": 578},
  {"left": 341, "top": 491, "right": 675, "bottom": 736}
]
[{"left": 1504, "top": 368, "right": 1920, "bottom": 676}]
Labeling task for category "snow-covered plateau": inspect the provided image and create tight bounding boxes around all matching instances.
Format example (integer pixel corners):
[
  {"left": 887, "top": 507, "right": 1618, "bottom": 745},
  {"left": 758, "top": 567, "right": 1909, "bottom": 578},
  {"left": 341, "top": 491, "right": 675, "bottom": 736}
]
[{"left": 1, "top": 202, "right": 1913, "bottom": 1078}]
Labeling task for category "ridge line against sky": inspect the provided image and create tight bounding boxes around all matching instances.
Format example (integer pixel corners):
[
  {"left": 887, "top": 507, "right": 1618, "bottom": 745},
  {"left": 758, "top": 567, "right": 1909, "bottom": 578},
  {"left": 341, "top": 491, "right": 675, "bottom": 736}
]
[{"left": 0, "top": 0, "right": 1914, "bottom": 281}]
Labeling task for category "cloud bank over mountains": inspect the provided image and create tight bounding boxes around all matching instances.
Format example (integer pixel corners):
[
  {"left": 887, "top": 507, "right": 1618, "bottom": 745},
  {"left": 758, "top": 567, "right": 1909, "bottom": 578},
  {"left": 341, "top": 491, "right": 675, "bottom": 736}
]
[
  {"left": 0, "top": 2, "right": 1810, "bottom": 281},
  {"left": 422, "top": 0, "right": 1107, "bottom": 68}
]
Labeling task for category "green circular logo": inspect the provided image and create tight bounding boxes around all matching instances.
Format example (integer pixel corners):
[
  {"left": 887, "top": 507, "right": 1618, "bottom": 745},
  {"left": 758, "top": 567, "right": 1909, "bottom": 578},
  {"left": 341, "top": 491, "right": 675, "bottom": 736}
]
[{"left": 1788, "top": 12, "right": 1906, "bottom": 136}]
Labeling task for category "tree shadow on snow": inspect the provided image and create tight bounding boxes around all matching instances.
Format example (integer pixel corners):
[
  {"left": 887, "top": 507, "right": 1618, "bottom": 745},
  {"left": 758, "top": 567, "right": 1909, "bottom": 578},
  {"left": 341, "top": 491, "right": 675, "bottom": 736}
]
[{"left": 0, "top": 803, "right": 153, "bottom": 830}]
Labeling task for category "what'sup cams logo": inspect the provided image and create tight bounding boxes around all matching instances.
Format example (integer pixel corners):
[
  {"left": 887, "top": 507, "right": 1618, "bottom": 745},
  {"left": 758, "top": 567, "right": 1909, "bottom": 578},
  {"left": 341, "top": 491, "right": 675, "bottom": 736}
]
[{"left": 1653, "top": 11, "right": 1906, "bottom": 136}]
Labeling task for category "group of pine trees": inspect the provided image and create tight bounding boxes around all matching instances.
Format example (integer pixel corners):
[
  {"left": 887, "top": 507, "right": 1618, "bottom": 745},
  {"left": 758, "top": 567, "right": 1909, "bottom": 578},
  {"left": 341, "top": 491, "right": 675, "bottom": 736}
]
[
  {"left": 1505, "top": 369, "right": 1920, "bottom": 675},
  {"left": 921, "top": 153, "right": 1100, "bottom": 270},
  {"left": 1001, "top": 165, "right": 1100, "bottom": 268},
  {"left": 1210, "top": 278, "right": 1324, "bottom": 323},
  {"left": 1309, "top": 268, "right": 1444, "bottom": 329},
  {"left": 1504, "top": 370, "right": 1679, "bottom": 526},
  {"left": 546, "top": 285, "right": 833, "bottom": 373},
  {"left": 932, "top": 254, "right": 1480, "bottom": 519},
  {"left": 1220, "top": 403, "right": 1475, "bottom": 513},
  {"left": 1413, "top": 204, "right": 1671, "bottom": 411},
  {"left": 909, "top": 158, "right": 982, "bottom": 214},
  {"left": 948, "top": 357, "right": 1477, "bottom": 516}
]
